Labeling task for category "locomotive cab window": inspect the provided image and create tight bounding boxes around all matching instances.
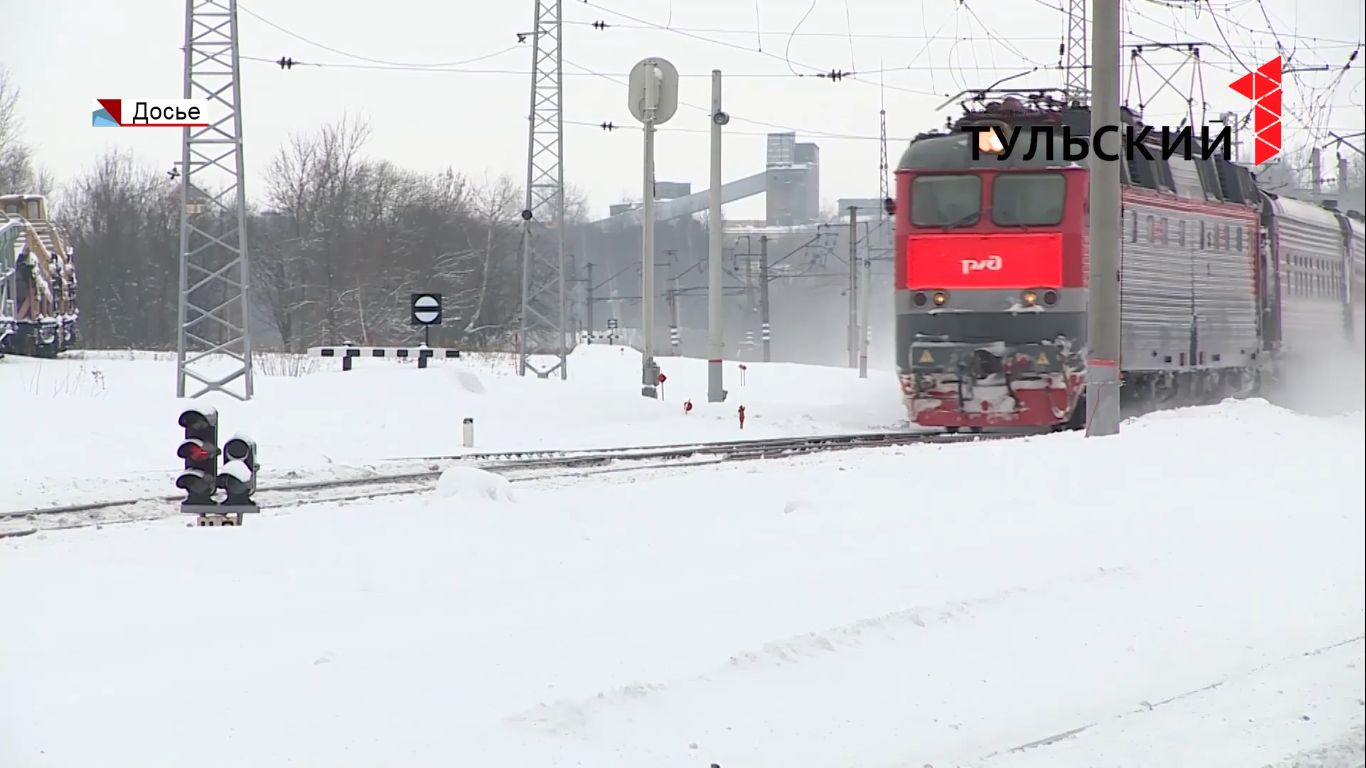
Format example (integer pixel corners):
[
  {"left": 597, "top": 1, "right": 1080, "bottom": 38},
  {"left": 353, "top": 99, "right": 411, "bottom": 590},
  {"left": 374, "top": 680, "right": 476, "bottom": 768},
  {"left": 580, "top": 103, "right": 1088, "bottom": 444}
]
[
  {"left": 911, "top": 175, "right": 981, "bottom": 227},
  {"left": 991, "top": 173, "right": 1065, "bottom": 226}
]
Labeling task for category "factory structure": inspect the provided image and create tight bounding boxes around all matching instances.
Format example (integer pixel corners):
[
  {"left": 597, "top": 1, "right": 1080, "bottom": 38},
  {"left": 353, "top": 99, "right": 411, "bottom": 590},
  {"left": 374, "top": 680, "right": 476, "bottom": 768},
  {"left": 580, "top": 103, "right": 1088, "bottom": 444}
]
[{"left": 576, "top": 132, "right": 895, "bottom": 368}]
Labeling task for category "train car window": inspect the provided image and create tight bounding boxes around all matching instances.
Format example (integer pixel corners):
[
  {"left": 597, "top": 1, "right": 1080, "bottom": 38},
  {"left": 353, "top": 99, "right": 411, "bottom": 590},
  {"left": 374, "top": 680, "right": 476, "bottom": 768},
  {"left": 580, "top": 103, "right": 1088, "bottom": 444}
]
[
  {"left": 1167, "top": 155, "right": 1205, "bottom": 199},
  {"left": 910, "top": 175, "right": 981, "bottom": 227},
  {"left": 1147, "top": 148, "right": 1177, "bottom": 192},
  {"left": 991, "top": 173, "right": 1065, "bottom": 226},
  {"left": 1130, "top": 209, "right": 1138, "bottom": 242},
  {"left": 1178, "top": 219, "right": 1187, "bottom": 247},
  {"left": 1195, "top": 157, "right": 1224, "bottom": 201}
]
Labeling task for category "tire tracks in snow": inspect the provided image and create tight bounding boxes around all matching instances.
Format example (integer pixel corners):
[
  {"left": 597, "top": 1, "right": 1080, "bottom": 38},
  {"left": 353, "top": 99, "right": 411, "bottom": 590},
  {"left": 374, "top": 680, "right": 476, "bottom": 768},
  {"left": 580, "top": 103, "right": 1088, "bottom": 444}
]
[
  {"left": 501, "top": 565, "right": 1135, "bottom": 736},
  {"left": 972, "top": 634, "right": 1366, "bottom": 766}
]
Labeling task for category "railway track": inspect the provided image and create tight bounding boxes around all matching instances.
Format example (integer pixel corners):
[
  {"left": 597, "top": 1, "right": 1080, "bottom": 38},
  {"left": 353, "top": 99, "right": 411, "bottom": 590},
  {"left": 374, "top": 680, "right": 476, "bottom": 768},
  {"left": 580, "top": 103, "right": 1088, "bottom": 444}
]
[{"left": 1, "top": 430, "right": 1017, "bottom": 538}]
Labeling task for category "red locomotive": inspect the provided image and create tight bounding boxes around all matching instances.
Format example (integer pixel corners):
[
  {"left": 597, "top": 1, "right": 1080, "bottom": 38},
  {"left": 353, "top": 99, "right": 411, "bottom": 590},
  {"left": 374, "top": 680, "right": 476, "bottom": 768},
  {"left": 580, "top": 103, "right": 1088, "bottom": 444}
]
[{"left": 889, "top": 96, "right": 1362, "bottom": 432}]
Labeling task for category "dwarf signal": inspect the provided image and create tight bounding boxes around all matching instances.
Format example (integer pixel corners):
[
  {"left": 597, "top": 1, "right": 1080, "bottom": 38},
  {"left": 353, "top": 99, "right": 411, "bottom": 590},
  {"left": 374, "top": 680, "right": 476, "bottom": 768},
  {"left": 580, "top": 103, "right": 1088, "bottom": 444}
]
[
  {"left": 218, "top": 434, "right": 259, "bottom": 513},
  {"left": 176, "top": 403, "right": 260, "bottom": 525},
  {"left": 177, "top": 405, "right": 220, "bottom": 508}
]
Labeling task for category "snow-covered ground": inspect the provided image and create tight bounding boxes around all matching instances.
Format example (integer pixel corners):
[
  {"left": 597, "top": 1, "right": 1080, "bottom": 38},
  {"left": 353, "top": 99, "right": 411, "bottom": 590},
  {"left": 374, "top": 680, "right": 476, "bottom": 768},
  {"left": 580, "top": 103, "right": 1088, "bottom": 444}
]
[
  {"left": 2, "top": 397, "right": 1363, "bottom": 767},
  {"left": 0, "top": 347, "right": 909, "bottom": 511}
]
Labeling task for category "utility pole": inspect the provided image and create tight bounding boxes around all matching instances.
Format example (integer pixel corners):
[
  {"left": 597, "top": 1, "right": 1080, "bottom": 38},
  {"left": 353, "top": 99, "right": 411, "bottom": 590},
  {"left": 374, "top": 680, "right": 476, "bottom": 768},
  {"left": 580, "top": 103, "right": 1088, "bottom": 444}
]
[
  {"left": 743, "top": 237, "right": 755, "bottom": 315},
  {"left": 642, "top": 113, "right": 657, "bottom": 392},
  {"left": 858, "top": 237, "right": 871, "bottom": 378},
  {"left": 667, "top": 249, "right": 680, "bottom": 352},
  {"left": 1312, "top": 147, "right": 1323, "bottom": 195},
  {"left": 177, "top": 0, "right": 253, "bottom": 401},
  {"left": 759, "top": 235, "right": 771, "bottom": 362},
  {"left": 584, "top": 261, "right": 594, "bottom": 334},
  {"left": 847, "top": 206, "right": 859, "bottom": 368},
  {"left": 1086, "top": 0, "right": 1121, "bottom": 436},
  {"left": 518, "top": 0, "right": 568, "bottom": 380},
  {"left": 628, "top": 57, "right": 678, "bottom": 398},
  {"left": 707, "top": 69, "right": 727, "bottom": 402}
]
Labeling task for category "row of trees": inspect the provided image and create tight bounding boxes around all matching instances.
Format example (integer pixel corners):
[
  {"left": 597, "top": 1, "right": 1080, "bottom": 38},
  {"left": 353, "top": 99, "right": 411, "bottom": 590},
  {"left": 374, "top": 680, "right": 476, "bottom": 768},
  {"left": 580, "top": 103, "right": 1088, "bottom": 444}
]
[{"left": 2, "top": 67, "right": 589, "bottom": 352}]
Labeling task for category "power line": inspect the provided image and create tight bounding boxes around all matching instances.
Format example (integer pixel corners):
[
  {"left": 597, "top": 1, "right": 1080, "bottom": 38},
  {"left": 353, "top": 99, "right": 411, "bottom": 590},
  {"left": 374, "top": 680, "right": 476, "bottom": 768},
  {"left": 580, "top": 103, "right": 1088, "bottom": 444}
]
[
  {"left": 248, "top": 53, "right": 1236, "bottom": 76},
  {"left": 237, "top": 3, "right": 523, "bottom": 68},
  {"left": 575, "top": 0, "right": 938, "bottom": 97},
  {"left": 567, "top": 118, "right": 912, "bottom": 142},
  {"left": 562, "top": 18, "right": 1066, "bottom": 41}
]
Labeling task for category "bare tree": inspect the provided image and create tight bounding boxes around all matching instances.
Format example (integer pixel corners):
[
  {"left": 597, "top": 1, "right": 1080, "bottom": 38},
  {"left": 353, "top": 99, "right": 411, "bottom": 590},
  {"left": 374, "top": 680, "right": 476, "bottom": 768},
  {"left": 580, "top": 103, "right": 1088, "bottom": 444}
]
[
  {"left": 60, "top": 150, "right": 178, "bottom": 346},
  {"left": 0, "top": 66, "right": 35, "bottom": 192},
  {"left": 463, "top": 172, "right": 521, "bottom": 336},
  {"left": 259, "top": 113, "right": 371, "bottom": 345}
]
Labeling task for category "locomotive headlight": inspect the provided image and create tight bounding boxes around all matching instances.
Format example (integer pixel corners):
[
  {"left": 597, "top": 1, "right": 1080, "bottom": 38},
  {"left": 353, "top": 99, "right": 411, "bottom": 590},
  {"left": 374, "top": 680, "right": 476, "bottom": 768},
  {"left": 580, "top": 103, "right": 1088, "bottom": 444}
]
[
  {"left": 1043, "top": 290, "right": 1058, "bottom": 305},
  {"left": 913, "top": 292, "right": 927, "bottom": 307},
  {"left": 933, "top": 291, "right": 948, "bottom": 306},
  {"left": 1022, "top": 290, "right": 1038, "bottom": 306}
]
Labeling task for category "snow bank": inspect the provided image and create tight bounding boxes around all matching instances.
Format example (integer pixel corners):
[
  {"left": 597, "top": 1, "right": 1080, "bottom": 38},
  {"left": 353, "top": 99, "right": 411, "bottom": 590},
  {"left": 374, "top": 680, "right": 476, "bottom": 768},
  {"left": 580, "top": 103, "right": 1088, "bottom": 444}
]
[
  {"left": 434, "top": 465, "right": 516, "bottom": 502},
  {"left": 0, "top": 347, "right": 909, "bottom": 511},
  {"left": 2, "top": 397, "right": 1361, "bottom": 767}
]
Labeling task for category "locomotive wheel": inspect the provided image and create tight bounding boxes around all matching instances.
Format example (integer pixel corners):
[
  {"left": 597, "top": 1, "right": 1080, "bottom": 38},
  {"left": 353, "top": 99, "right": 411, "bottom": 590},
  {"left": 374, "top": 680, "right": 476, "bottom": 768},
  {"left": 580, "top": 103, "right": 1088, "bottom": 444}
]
[{"left": 945, "top": 426, "right": 960, "bottom": 434}]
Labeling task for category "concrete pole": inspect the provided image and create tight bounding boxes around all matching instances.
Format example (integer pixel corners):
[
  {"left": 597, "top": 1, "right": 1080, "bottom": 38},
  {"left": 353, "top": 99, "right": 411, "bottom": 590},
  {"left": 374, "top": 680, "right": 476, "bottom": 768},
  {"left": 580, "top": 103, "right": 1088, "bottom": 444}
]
[
  {"left": 1086, "top": 0, "right": 1122, "bottom": 436},
  {"left": 641, "top": 104, "right": 658, "bottom": 397},
  {"left": 585, "top": 261, "right": 594, "bottom": 335},
  {"left": 1311, "top": 147, "right": 1322, "bottom": 194},
  {"left": 759, "top": 235, "right": 771, "bottom": 362},
  {"left": 707, "top": 69, "right": 726, "bottom": 402},
  {"left": 847, "top": 206, "right": 859, "bottom": 368},
  {"left": 669, "top": 262, "right": 681, "bottom": 352},
  {"left": 858, "top": 234, "right": 871, "bottom": 378}
]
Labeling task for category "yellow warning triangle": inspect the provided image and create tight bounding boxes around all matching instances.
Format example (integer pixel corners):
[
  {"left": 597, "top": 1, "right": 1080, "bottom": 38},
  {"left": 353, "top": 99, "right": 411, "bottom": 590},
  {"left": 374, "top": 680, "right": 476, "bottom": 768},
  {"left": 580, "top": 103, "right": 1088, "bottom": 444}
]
[
  {"left": 1036, "top": 352, "right": 1049, "bottom": 365},
  {"left": 918, "top": 350, "right": 934, "bottom": 363}
]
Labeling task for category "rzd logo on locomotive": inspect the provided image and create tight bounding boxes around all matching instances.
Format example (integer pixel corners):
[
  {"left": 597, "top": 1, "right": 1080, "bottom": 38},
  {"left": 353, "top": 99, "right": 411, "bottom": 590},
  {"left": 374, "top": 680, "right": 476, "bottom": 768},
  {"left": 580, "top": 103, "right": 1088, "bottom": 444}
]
[{"left": 961, "top": 255, "right": 1003, "bottom": 275}]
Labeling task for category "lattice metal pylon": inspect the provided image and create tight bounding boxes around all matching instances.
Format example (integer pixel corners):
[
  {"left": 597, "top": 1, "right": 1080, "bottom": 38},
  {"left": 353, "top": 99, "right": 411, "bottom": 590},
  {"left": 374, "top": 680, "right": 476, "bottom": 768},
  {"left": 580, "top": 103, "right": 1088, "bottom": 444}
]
[
  {"left": 878, "top": 66, "right": 890, "bottom": 242},
  {"left": 1065, "top": 0, "right": 1089, "bottom": 105},
  {"left": 517, "top": 0, "right": 568, "bottom": 379},
  {"left": 177, "top": 0, "right": 253, "bottom": 400}
]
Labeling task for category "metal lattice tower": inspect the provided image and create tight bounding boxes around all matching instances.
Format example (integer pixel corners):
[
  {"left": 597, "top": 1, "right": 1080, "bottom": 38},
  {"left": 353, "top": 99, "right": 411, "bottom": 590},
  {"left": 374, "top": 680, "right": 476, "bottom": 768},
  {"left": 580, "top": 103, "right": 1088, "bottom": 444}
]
[
  {"left": 878, "top": 72, "right": 890, "bottom": 238},
  {"left": 1065, "top": 0, "right": 1089, "bottom": 105},
  {"left": 517, "top": 0, "right": 568, "bottom": 379},
  {"left": 876, "top": 67, "right": 892, "bottom": 256},
  {"left": 177, "top": 0, "right": 253, "bottom": 400}
]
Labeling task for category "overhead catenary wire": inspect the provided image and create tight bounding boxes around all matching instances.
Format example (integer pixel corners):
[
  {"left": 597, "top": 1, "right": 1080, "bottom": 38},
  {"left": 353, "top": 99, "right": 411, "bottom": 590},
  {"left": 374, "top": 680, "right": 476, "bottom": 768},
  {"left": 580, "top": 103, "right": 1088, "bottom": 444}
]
[
  {"left": 237, "top": 3, "right": 523, "bottom": 68},
  {"left": 237, "top": 0, "right": 1359, "bottom": 156}
]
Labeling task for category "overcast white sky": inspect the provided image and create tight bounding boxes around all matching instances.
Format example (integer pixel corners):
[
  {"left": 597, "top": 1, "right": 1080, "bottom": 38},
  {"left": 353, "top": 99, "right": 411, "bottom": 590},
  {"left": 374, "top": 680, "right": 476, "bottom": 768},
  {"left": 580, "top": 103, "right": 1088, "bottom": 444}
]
[{"left": 6, "top": 0, "right": 1364, "bottom": 219}]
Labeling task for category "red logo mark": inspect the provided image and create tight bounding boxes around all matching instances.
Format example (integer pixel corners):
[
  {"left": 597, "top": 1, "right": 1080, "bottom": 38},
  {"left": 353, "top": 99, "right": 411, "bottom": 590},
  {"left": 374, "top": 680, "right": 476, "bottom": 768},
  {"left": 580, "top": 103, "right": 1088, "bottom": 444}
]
[
  {"left": 1229, "top": 56, "right": 1282, "bottom": 165},
  {"left": 906, "top": 233, "right": 1063, "bottom": 290}
]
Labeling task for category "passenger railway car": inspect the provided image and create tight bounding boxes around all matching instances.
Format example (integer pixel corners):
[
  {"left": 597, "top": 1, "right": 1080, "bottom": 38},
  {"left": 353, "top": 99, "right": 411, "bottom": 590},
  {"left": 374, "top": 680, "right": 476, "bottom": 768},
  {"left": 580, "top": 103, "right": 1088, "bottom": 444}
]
[
  {"left": 0, "top": 194, "right": 79, "bottom": 358},
  {"left": 889, "top": 97, "right": 1358, "bottom": 431}
]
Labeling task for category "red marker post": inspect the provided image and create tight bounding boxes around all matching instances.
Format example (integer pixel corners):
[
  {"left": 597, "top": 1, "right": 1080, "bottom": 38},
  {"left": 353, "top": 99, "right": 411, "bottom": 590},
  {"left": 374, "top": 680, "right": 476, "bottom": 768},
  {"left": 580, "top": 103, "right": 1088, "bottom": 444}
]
[
  {"left": 737, "top": 404, "right": 746, "bottom": 429},
  {"left": 683, "top": 399, "right": 693, "bottom": 415},
  {"left": 738, "top": 363, "right": 747, "bottom": 386},
  {"left": 657, "top": 371, "right": 667, "bottom": 400}
]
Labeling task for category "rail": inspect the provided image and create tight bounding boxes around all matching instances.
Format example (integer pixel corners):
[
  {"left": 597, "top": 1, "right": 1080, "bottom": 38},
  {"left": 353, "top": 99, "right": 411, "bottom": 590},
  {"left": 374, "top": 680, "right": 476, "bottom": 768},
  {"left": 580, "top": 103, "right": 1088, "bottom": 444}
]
[{"left": 1, "top": 430, "right": 1019, "bottom": 537}]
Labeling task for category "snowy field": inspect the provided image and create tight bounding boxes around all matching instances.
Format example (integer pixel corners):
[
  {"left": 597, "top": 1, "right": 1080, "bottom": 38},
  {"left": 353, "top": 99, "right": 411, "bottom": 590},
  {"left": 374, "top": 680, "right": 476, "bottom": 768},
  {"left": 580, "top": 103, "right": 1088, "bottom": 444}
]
[
  {"left": 2, "top": 394, "right": 1363, "bottom": 767},
  {"left": 0, "top": 346, "right": 909, "bottom": 512}
]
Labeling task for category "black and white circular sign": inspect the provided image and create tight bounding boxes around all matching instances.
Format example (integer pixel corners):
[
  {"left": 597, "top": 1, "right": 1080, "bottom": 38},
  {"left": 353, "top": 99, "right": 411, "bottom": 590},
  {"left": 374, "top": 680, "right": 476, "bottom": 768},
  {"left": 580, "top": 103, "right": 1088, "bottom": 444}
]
[{"left": 410, "top": 293, "right": 443, "bottom": 326}]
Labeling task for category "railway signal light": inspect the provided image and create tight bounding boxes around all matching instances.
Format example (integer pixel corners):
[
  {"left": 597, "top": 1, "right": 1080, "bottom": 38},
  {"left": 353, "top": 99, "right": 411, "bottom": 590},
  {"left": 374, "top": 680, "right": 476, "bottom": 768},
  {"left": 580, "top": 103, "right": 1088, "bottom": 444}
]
[
  {"left": 218, "top": 434, "right": 259, "bottom": 512},
  {"left": 176, "top": 404, "right": 220, "bottom": 507}
]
